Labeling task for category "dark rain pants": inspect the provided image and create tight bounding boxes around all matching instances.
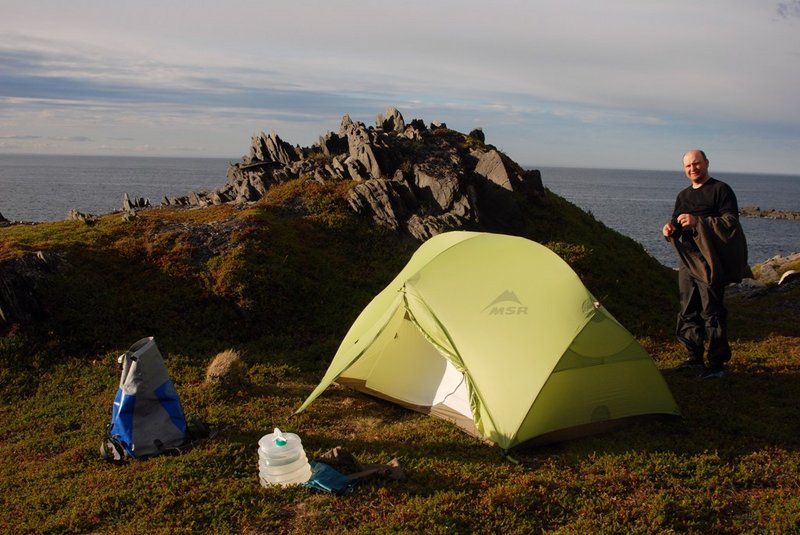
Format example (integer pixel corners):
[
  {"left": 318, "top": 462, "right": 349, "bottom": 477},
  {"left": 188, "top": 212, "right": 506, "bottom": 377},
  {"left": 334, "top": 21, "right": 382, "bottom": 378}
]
[{"left": 676, "top": 262, "right": 731, "bottom": 369}]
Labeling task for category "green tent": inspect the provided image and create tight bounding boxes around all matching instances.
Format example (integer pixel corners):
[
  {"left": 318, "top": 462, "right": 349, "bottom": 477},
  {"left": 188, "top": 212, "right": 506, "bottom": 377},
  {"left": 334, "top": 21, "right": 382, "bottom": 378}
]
[{"left": 296, "top": 231, "right": 679, "bottom": 449}]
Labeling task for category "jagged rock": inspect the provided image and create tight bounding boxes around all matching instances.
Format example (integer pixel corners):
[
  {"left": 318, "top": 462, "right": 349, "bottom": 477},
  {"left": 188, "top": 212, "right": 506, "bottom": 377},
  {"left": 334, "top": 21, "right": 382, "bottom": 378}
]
[
  {"left": 469, "top": 128, "right": 485, "bottom": 143},
  {"left": 406, "top": 212, "right": 465, "bottom": 242},
  {"left": 331, "top": 156, "right": 347, "bottom": 178},
  {"left": 319, "top": 132, "right": 348, "bottom": 157},
  {"left": 378, "top": 106, "right": 406, "bottom": 134},
  {"left": 474, "top": 149, "right": 513, "bottom": 191},
  {"left": 163, "top": 195, "right": 190, "bottom": 207},
  {"left": 209, "top": 191, "right": 225, "bottom": 205},
  {"left": 122, "top": 192, "right": 135, "bottom": 212},
  {"left": 0, "top": 251, "right": 61, "bottom": 328},
  {"left": 250, "top": 131, "right": 299, "bottom": 165},
  {"left": 340, "top": 116, "right": 383, "bottom": 179},
  {"left": 409, "top": 118, "right": 427, "bottom": 131},
  {"left": 66, "top": 208, "right": 96, "bottom": 224},
  {"left": 0, "top": 211, "right": 7, "bottom": 224},
  {"left": 347, "top": 180, "right": 411, "bottom": 231},
  {"left": 225, "top": 159, "right": 294, "bottom": 199},
  {"left": 343, "top": 158, "right": 366, "bottom": 181},
  {"left": 413, "top": 162, "right": 463, "bottom": 212},
  {"left": 122, "top": 193, "right": 150, "bottom": 212}
]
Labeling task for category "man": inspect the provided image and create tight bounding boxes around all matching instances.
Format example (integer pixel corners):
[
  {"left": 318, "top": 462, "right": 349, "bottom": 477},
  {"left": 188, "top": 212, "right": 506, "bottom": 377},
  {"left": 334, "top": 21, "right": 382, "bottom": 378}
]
[{"left": 662, "top": 149, "right": 751, "bottom": 379}]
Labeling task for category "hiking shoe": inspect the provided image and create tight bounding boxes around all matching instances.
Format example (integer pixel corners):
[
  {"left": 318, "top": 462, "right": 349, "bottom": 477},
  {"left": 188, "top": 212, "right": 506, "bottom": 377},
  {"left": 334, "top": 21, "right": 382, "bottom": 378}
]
[
  {"left": 700, "top": 368, "right": 725, "bottom": 379},
  {"left": 674, "top": 358, "right": 704, "bottom": 371}
]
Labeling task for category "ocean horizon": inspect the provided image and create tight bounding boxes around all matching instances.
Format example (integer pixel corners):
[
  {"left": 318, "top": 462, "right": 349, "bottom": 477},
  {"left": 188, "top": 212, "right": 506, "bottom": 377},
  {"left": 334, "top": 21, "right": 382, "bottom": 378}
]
[{"left": 1, "top": 154, "right": 798, "bottom": 267}]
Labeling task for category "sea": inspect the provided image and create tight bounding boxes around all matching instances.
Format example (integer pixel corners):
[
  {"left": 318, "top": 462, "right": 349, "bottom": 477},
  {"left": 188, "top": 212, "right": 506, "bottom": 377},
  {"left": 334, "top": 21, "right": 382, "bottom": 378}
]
[{"left": 1, "top": 154, "right": 798, "bottom": 267}]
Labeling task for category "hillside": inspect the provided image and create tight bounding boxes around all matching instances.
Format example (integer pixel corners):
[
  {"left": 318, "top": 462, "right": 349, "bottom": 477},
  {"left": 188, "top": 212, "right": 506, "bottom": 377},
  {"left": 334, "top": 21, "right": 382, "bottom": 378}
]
[
  {"left": 0, "top": 107, "right": 675, "bottom": 344},
  {"left": 1, "top": 108, "right": 798, "bottom": 534}
]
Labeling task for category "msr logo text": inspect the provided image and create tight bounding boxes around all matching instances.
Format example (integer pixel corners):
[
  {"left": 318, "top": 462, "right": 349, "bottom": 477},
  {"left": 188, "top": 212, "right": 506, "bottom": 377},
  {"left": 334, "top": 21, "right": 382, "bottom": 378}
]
[{"left": 487, "top": 306, "right": 528, "bottom": 315}]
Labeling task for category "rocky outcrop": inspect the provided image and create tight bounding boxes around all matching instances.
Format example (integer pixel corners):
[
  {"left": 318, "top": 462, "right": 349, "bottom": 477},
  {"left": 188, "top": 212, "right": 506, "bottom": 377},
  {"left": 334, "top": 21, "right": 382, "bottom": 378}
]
[
  {"left": 0, "top": 211, "right": 8, "bottom": 225},
  {"left": 740, "top": 207, "right": 800, "bottom": 220},
  {"left": 164, "top": 107, "right": 545, "bottom": 241},
  {"left": 122, "top": 193, "right": 151, "bottom": 212},
  {"left": 66, "top": 208, "right": 97, "bottom": 224},
  {"left": 750, "top": 252, "right": 800, "bottom": 284},
  {"left": 0, "top": 251, "right": 62, "bottom": 328},
  {"left": 4, "top": 107, "right": 543, "bottom": 328},
  {"left": 729, "top": 252, "right": 800, "bottom": 297}
]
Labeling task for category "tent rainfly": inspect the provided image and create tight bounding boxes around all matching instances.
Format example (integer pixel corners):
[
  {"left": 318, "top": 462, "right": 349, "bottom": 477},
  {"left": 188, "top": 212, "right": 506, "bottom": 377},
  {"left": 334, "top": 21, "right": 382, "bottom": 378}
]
[{"left": 295, "top": 231, "right": 680, "bottom": 449}]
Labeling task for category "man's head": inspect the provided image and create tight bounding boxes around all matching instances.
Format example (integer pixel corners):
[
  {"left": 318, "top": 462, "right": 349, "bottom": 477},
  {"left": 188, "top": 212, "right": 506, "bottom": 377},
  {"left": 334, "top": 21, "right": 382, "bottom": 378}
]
[{"left": 682, "top": 149, "right": 710, "bottom": 187}]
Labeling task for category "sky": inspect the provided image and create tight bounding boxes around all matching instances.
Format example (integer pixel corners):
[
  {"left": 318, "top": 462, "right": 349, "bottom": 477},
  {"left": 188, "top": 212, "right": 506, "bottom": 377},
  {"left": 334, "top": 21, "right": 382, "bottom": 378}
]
[{"left": 1, "top": 1, "right": 799, "bottom": 174}]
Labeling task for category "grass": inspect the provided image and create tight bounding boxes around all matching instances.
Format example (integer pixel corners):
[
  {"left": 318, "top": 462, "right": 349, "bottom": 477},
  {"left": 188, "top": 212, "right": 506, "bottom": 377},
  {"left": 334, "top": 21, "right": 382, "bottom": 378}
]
[{"left": 1, "top": 186, "right": 798, "bottom": 534}]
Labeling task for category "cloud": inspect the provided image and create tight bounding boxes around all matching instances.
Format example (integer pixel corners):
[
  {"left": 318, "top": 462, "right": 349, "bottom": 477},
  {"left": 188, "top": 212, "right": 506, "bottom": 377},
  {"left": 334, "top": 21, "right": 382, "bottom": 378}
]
[
  {"left": 0, "top": 135, "right": 41, "bottom": 140},
  {"left": 776, "top": 1, "right": 800, "bottom": 18},
  {"left": 0, "top": 1, "right": 798, "bottom": 173}
]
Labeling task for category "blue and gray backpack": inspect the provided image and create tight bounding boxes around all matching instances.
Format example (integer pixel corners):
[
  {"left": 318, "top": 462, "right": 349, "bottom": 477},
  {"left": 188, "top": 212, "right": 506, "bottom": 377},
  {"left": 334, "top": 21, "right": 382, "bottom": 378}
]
[{"left": 101, "top": 337, "right": 214, "bottom": 462}]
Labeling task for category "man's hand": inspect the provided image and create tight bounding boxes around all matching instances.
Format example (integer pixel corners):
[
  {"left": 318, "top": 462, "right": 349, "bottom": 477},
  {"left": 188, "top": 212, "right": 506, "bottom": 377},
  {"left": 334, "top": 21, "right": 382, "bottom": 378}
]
[
  {"left": 662, "top": 223, "right": 675, "bottom": 237},
  {"left": 676, "top": 213, "right": 697, "bottom": 228}
]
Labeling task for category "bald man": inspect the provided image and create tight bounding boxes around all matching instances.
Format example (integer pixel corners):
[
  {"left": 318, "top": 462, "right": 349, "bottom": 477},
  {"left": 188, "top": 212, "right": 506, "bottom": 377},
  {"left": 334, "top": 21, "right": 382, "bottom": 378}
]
[{"left": 662, "top": 149, "right": 750, "bottom": 379}]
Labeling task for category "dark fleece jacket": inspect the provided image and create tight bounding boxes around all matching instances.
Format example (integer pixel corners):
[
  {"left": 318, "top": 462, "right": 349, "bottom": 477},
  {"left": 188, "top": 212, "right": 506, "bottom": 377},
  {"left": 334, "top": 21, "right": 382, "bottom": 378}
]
[{"left": 669, "top": 212, "right": 752, "bottom": 286}]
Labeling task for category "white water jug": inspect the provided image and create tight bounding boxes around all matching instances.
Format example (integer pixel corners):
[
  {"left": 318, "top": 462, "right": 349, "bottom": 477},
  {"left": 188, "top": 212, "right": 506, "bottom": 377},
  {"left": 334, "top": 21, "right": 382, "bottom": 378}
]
[{"left": 258, "top": 428, "right": 312, "bottom": 487}]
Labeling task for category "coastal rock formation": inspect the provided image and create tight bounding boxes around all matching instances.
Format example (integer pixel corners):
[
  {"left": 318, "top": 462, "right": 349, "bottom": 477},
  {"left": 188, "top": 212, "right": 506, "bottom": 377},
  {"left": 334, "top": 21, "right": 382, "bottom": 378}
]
[
  {"left": 66, "top": 208, "right": 97, "bottom": 224},
  {"left": 740, "top": 207, "right": 800, "bottom": 220},
  {"left": 0, "top": 211, "right": 7, "bottom": 225},
  {"left": 729, "top": 252, "right": 800, "bottom": 297},
  {"left": 750, "top": 252, "right": 800, "bottom": 284},
  {"left": 123, "top": 193, "right": 151, "bottom": 212},
  {"left": 164, "top": 107, "right": 545, "bottom": 241}
]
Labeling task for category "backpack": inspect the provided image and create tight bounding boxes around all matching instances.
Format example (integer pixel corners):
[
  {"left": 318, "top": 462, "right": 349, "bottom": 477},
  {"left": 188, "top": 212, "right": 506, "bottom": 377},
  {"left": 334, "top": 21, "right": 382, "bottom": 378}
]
[{"left": 101, "top": 337, "right": 215, "bottom": 462}]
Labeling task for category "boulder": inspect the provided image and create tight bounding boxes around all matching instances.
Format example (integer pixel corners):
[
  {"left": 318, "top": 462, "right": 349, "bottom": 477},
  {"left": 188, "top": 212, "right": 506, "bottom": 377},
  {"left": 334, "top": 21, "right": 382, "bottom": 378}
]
[
  {"left": 378, "top": 106, "right": 406, "bottom": 134},
  {"left": 751, "top": 252, "right": 800, "bottom": 284},
  {"left": 474, "top": 149, "right": 513, "bottom": 191}
]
